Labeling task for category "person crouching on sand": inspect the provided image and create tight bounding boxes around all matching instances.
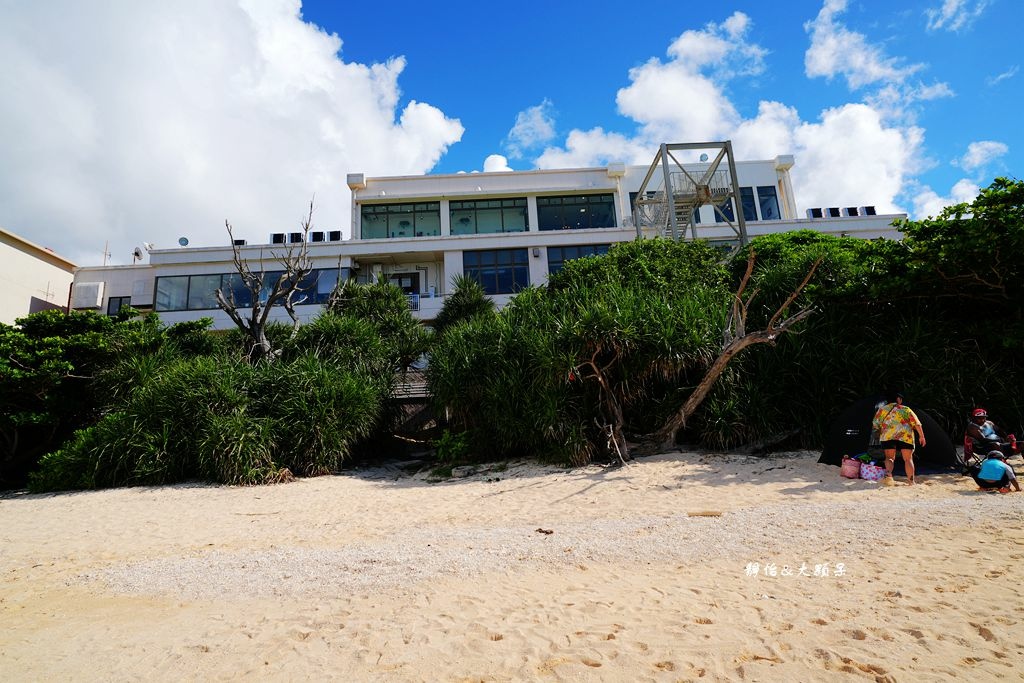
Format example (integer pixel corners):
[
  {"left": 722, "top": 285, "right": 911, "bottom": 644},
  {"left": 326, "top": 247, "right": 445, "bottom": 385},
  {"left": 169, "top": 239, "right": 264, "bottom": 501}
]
[
  {"left": 972, "top": 450, "right": 1021, "bottom": 493},
  {"left": 872, "top": 391, "right": 926, "bottom": 485}
]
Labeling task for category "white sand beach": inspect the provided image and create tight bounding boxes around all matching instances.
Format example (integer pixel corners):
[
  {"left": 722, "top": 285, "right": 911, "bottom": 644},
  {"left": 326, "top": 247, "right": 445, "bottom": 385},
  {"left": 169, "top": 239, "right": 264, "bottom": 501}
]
[{"left": 2, "top": 451, "right": 1023, "bottom": 682}]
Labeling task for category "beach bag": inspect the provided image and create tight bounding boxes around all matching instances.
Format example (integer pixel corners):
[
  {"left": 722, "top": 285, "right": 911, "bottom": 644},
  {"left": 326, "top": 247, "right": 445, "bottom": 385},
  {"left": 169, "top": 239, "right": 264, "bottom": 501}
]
[
  {"left": 841, "top": 456, "right": 861, "bottom": 478},
  {"left": 860, "top": 462, "right": 886, "bottom": 481}
]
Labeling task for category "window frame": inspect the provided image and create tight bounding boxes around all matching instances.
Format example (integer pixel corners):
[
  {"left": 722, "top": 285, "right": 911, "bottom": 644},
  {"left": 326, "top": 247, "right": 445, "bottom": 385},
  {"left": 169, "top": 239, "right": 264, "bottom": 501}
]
[
  {"left": 537, "top": 194, "right": 616, "bottom": 231},
  {"left": 463, "top": 248, "right": 530, "bottom": 295}
]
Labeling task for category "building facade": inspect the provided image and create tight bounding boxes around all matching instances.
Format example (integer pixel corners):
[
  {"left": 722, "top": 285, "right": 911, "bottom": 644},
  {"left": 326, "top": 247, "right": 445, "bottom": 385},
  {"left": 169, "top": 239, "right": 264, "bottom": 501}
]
[
  {"left": 71, "top": 153, "right": 903, "bottom": 329},
  {"left": 0, "top": 228, "right": 77, "bottom": 324}
]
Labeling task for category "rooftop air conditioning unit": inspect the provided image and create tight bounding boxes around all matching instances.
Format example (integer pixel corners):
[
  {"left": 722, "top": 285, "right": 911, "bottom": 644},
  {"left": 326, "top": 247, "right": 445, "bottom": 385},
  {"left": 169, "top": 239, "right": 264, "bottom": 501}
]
[
  {"left": 71, "top": 282, "right": 104, "bottom": 309},
  {"left": 806, "top": 208, "right": 824, "bottom": 219},
  {"left": 859, "top": 205, "right": 877, "bottom": 216},
  {"left": 826, "top": 207, "right": 842, "bottom": 218},
  {"left": 288, "top": 232, "right": 303, "bottom": 243},
  {"left": 270, "top": 233, "right": 286, "bottom": 245},
  {"left": 842, "top": 207, "right": 859, "bottom": 217},
  {"left": 310, "top": 231, "right": 325, "bottom": 243},
  {"left": 328, "top": 230, "right": 342, "bottom": 241}
]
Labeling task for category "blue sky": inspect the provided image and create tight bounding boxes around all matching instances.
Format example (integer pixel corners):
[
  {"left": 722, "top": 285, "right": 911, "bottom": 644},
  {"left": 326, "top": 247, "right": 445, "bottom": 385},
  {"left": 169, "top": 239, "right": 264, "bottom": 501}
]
[{"left": 0, "top": 0, "right": 1019, "bottom": 265}]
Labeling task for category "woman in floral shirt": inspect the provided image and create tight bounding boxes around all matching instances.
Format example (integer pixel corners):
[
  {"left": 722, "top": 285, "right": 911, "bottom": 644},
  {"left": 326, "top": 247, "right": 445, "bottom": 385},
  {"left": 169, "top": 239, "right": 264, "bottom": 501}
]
[{"left": 872, "top": 391, "right": 926, "bottom": 485}]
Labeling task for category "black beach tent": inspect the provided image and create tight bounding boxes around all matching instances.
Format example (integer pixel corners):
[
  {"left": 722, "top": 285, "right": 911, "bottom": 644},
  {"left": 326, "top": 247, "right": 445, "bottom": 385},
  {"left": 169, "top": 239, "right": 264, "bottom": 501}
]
[{"left": 819, "top": 395, "right": 960, "bottom": 475}]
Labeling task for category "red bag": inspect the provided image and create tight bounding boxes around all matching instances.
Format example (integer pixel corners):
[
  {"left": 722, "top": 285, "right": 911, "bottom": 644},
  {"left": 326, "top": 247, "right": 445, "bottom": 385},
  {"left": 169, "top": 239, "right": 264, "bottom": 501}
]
[{"left": 841, "top": 456, "right": 861, "bottom": 478}]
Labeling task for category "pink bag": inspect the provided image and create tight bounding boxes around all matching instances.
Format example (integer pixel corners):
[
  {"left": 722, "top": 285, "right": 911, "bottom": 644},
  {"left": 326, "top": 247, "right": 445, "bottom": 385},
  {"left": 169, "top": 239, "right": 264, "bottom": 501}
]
[
  {"left": 860, "top": 462, "right": 886, "bottom": 481},
  {"left": 841, "top": 456, "right": 861, "bottom": 478}
]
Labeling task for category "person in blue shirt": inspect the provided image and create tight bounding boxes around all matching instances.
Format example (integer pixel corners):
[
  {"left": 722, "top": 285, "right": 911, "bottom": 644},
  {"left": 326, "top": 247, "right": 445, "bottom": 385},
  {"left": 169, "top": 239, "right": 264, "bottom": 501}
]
[{"left": 971, "top": 450, "right": 1021, "bottom": 493}]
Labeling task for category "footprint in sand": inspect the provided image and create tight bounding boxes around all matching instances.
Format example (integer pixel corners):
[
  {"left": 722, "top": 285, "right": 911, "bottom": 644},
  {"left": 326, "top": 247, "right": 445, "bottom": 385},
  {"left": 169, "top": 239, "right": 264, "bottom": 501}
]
[
  {"left": 811, "top": 618, "right": 828, "bottom": 626},
  {"left": 654, "top": 661, "right": 676, "bottom": 672},
  {"left": 970, "top": 623, "right": 997, "bottom": 642},
  {"left": 580, "top": 658, "right": 602, "bottom": 668},
  {"left": 694, "top": 617, "right": 713, "bottom": 624},
  {"left": 843, "top": 629, "right": 869, "bottom": 641}
]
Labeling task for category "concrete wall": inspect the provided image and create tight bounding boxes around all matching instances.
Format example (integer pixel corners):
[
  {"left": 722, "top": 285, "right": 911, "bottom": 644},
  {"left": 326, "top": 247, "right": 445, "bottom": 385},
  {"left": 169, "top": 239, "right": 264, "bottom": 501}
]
[{"left": 0, "top": 229, "right": 76, "bottom": 324}]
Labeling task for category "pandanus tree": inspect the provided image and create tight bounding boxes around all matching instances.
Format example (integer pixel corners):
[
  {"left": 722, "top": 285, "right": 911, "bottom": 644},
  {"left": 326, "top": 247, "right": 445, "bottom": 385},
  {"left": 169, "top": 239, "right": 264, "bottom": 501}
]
[{"left": 428, "top": 238, "right": 820, "bottom": 464}]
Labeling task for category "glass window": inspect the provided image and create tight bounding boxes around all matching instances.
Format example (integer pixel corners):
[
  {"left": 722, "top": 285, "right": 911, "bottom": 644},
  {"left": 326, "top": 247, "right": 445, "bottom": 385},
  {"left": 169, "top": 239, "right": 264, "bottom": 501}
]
[
  {"left": 156, "top": 269, "right": 339, "bottom": 310},
  {"left": 740, "top": 187, "right": 757, "bottom": 222},
  {"left": 547, "top": 244, "right": 610, "bottom": 275},
  {"left": 221, "top": 273, "right": 253, "bottom": 309},
  {"left": 450, "top": 198, "right": 527, "bottom": 234},
  {"left": 463, "top": 249, "right": 529, "bottom": 294},
  {"left": 757, "top": 186, "right": 781, "bottom": 220},
  {"left": 715, "top": 197, "right": 735, "bottom": 223},
  {"left": 360, "top": 203, "right": 441, "bottom": 239},
  {"left": 187, "top": 274, "right": 222, "bottom": 310},
  {"left": 106, "top": 296, "right": 132, "bottom": 316},
  {"left": 155, "top": 276, "right": 188, "bottom": 312},
  {"left": 314, "top": 268, "right": 340, "bottom": 304},
  {"left": 537, "top": 194, "right": 616, "bottom": 231}
]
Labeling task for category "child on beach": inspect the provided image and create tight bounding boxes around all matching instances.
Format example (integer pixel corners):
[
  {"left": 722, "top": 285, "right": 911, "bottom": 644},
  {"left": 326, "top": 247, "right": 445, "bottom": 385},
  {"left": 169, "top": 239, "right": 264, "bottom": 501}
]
[{"left": 970, "top": 450, "right": 1021, "bottom": 493}]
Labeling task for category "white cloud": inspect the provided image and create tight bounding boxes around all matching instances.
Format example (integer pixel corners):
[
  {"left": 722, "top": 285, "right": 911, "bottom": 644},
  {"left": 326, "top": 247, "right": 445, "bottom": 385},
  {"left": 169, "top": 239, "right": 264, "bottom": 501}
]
[
  {"left": 789, "top": 104, "right": 924, "bottom": 214},
  {"left": 956, "top": 140, "right": 1009, "bottom": 171},
  {"left": 804, "top": 0, "right": 923, "bottom": 89},
  {"left": 987, "top": 66, "right": 1018, "bottom": 86},
  {"left": 504, "top": 100, "right": 556, "bottom": 159},
  {"left": 925, "top": 0, "right": 988, "bottom": 32},
  {"left": 911, "top": 178, "right": 979, "bottom": 218},
  {"left": 0, "top": 0, "right": 463, "bottom": 264},
  {"left": 482, "top": 154, "right": 514, "bottom": 172},
  {"left": 532, "top": 11, "right": 924, "bottom": 218}
]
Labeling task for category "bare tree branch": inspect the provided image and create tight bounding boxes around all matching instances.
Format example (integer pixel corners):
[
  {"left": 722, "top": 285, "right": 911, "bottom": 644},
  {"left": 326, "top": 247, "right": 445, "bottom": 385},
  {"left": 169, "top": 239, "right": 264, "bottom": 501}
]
[
  {"left": 646, "top": 252, "right": 821, "bottom": 451},
  {"left": 215, "top": 199, "right": 317, "bottom": 363}
]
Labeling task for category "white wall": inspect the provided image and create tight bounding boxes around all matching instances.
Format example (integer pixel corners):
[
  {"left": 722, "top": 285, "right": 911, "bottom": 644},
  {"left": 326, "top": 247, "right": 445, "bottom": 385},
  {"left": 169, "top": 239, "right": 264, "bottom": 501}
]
[{"left": 0, "top": 229, "right": 75, "bottom": 324}]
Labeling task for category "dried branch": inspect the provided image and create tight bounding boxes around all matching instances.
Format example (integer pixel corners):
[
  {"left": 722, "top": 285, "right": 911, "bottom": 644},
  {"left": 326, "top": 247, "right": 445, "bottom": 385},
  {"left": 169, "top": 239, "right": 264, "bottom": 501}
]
[
  {"left": 215, "top": 199, "right": 317, "bottom": 363},
  {"left": 646, "top": 252, "right": 821, "bottom": 451}
]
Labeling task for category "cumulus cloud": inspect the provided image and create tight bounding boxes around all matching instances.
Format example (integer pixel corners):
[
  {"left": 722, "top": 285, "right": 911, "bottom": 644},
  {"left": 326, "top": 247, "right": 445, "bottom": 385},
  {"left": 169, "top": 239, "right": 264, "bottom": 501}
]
[
  {"left": 530, "top": 8, "right": 925, "bottom": 217},
  {"left": 0, "top": 0, "right": 463, "bottom": 265},
  {"left": 911, "top": 178, "right": 979, "bottom": 218},
  {"left": 804, "top": 0, "right": 923, "bottom": 89},
  {"left": 482, "top": 154, "right": 514, "bottom": 172},
  {"left": 956, "top": 140, "right": 1009, "bottom": 171},
  {"left": 925, "top": 0, "right": 988, "bottom": 32},
  {"left": 505, "top": 100, "right": 556, "bottom": 159}
]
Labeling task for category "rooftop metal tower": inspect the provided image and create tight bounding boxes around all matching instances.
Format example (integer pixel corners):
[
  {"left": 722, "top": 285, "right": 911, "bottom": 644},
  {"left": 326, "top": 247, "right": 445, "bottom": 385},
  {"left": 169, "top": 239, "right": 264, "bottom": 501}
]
[{"left": 632, "top": 141, "right": 748, "bottom": 246}]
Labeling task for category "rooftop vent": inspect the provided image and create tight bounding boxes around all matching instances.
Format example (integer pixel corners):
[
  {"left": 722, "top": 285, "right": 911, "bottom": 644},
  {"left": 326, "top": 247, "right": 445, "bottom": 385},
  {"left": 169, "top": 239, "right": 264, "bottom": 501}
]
[
  {"left": 270, "top": 233, "right": 286, "bottom": 245},
  {"left": 310, "top": 231, "right": 325, "bottom": 243},
  {"left": 806, "top": 208, "right": 824, "bottom": 219},
  {"left": 328, "top": 230, "right": 342, "bottom": 241}
]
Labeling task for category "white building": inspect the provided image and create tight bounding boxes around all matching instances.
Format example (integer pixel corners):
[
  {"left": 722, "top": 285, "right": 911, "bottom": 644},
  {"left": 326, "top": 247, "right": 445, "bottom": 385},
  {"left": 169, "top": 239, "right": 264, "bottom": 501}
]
[
  {"left": 0, "top": 227, "right": 77, "bottom": 324},
  {"left": 71, "top": 147, "right": 903, "bottom": 328}
]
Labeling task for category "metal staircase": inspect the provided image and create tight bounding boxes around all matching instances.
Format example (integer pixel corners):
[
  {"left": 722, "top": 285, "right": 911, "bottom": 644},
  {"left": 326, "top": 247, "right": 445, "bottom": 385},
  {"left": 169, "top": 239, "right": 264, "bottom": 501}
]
[{"left": 632, "top": 142, "right": 748, "bottom": 246}]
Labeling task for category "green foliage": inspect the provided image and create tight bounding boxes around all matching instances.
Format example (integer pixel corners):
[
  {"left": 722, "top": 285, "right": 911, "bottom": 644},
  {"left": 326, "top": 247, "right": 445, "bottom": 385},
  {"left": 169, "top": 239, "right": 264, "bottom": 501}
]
[
  {"left": 30, "top": 351, "right": 383, "bottom": 491},
  {"left": 326, "top": 277, "right": 431, "bottom": 369},
  {"left": 431, "top": 273, "right": 496, "bottom": 336},
  {"left": 897, "top": 176, "right": 1024, "bottom": 303},
  {"left": 429, "top": 239, "right": 733, "bottom": 464},
  {"left": 433, "top": 429, "right": 470, "bottom": 464},
  {"left": 0, "top": 310, "right": 168, "bottom": 488}
]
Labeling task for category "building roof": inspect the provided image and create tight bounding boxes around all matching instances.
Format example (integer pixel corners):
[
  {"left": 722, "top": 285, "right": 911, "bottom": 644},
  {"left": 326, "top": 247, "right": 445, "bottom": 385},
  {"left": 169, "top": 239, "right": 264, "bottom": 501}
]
[{"left": 0, "top": 227, "right": 77, "bottom": 271}]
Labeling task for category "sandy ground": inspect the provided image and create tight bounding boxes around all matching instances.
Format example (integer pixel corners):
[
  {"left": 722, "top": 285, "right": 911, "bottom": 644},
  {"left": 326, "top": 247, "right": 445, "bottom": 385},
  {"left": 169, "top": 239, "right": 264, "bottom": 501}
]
[{"left": 2, "top": 450, "right": 1024, "bottom": 682}]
